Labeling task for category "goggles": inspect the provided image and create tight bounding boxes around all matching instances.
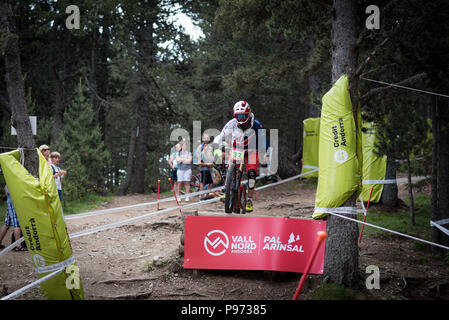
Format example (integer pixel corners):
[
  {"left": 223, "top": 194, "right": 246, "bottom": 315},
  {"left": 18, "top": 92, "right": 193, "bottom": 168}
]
[{"left": 235, "top": 113, "right": 248, "bottom": 121}]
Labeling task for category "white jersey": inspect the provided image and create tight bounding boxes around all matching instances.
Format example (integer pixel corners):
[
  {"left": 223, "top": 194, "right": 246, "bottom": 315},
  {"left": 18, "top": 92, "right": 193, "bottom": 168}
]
[{"left": 213, "top": 114, "right": 269, "bottom": 152}]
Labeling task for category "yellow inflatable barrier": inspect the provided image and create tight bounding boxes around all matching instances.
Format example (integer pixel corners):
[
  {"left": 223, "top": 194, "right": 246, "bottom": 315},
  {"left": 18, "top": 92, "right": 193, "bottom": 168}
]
[
  {"left": 0, "top": 149, "right": 83, "bottom": 300},
  {"left": 301, "top": 118, "right": 320, "bottom": 178},
  {"left": 361, "top": 122, "right": 387, "bottom": 203},
  {"left": 313, "top": 75, "right": 361, "bottom": 219}
]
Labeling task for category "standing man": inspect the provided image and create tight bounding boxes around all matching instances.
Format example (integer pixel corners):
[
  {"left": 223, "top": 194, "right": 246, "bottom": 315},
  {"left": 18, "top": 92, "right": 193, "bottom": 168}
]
[{"left": 196, "top": 134, "right": 215, "bottom": 201}]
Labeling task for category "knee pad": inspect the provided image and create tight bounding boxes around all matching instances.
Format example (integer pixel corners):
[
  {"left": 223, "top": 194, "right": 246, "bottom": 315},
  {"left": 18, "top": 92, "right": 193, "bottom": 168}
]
[{"left": 247, "top": 169, "right": 257, "bottom": 189}]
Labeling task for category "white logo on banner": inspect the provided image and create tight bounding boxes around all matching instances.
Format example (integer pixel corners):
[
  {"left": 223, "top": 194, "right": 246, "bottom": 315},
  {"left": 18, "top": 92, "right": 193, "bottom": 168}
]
[
  {"left": 334, "top": 149, "right": 348, "bottom": 164},
  {"left": 204, "top": 230, "right": 229, "bottom": 256},
  {"left": 33, "top": 254, "right": 46, "bottom": 267}
]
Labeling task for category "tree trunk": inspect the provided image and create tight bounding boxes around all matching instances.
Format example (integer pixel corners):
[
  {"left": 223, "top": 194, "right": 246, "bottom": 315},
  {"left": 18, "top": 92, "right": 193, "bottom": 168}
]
[
  {"left": 406, "top": 155, "right": 415, "bottom": 225},
  {"left": 126, "top": 3, "right": 157, "bottom": 194},
  {"left": 323, "top": 0, "right": 360, "bottom": 286},
  {"left": 131, "top": 98, "right": 150, "bottom": 193},
  {"left": 90, "top": 28, "right": 109, "bottom": 196},
  {"left": 48, "top": 58, "right": 65, "bottom": 144},
  {"left": 0, "top": 2, "right": 38, "bottom": 178},
  {"left": 116, "top": 116, "right": 138, "bottom": 196},
  {"left": 306, "top": 36, "right": 322, "bottom": 119},
  {"left": 380, "top": 157, "right": 398, "bottom": 207},
  {"left": 437, "top": 98, "right": 449, "bottom": 247},
  {"left": 430, "top": 97, "right": 441, "bottom": 254}
]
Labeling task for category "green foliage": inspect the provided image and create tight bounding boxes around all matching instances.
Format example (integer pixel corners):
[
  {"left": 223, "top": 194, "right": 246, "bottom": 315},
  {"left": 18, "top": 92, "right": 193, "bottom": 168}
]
[
  {"left": 312, "top": 283, "right": 359, "bottom": 300},
  {"left": 54, "top": 81, "right": 110, "bottom": 201},
  {"left": 358, "top": 195, "right": 431, "bottom": 239},
  {"left": 62, "top": 193, "right": 113, "bottom": 216}
]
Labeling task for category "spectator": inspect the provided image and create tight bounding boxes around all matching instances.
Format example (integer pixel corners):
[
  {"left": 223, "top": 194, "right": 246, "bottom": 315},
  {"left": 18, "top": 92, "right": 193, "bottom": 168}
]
[
  {"left": 39, "top": 144, "right": 52, "bottom": 164},
  {"left": 169, "top": 143, "right": 181, "bottom": 198},
  {"left": 203, "top": 169, "right": 223, "bottom": 199},
  {"left": 50, "top": 151, "right": 66, "bottom": 202},
  {"left": 0, "top": 185, "right": 26, "bottom": 251},
  {"left": 176, "top": 140, "right": 192, "bottom": 201},
  {"left": 196, "top": 134, "right": 215, "bottom": 201}
]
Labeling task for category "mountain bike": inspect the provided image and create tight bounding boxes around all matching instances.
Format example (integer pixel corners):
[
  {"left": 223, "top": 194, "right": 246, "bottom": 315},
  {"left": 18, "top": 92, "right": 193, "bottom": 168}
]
[
  {"left": 224, "top": 148, "right": 247, "bottom": 214},
  {"left": 189, "top": 172, "right": 201, "bottom": 193}
]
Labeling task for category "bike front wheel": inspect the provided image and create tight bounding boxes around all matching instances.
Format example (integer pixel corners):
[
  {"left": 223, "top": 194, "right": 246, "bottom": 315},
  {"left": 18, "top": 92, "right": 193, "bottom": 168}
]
[{"left": 224, "top": 163, "right": 236, "bottom": 213}]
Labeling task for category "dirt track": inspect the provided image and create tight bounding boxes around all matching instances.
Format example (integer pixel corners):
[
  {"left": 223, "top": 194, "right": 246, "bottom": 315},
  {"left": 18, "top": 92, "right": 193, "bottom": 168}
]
[{"left": 1, "top": 178, "right": 448, "bottom": 300}]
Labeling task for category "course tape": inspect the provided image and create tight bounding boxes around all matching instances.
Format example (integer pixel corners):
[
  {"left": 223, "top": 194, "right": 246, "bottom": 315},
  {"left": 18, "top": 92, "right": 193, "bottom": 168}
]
[
  {"left": 0, "top": 197, "right": 223, "bottom": 300},
  {"left": 302, "top": 165, "right": 319, "bottom": 169},
  {"left": 1, "top": 268, "right": 65, "bottom": 300},
  {"left": 326, "top": 211, "right": 449, "bottom": 251},
  {"left": 362, "top": 176, "right": 429, "bottom": 185},
  {"left": 314, "top": 207, "right": 357, "bottom": 215},
  {"left": 35, "top": 255, "right": 75, "bottom": 274},
  {"left": 362, "top": 179, "right": 397, "bottom": 184},
  {"left": 69, "top": 196, "right": 222, "bottom": 239},
  {"left": 0, "top": 237, "right": 25, "bottom": 258},
  {"left": 3, "top": 168, "right": 447, "bottom": 301},
  {"left": 430, "top": 220, "right": 449, "bottom": 237},
  {"left": 0, "top": 172, "right": 278, "bottom": 257}
]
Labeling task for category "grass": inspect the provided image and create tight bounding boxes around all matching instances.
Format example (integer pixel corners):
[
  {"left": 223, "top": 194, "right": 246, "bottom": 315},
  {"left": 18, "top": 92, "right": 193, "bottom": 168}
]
[
  {"left": 358, "top": 194, "right": 431, "bottom": 240},
  {"left": 0, "top": 193, "right": 114, "bottom": 221},
  {"left": 312, "top": 283, "right": 362, "bottom": 300},
  {"left": 62, "top": 193, "right": 114, "bottom": 216}
]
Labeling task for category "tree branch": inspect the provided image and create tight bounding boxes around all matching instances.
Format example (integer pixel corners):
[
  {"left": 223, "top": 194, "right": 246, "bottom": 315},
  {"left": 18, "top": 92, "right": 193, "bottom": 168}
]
[
  {"left": 360, "top": 72, "right": 427, "bottom": 101},
  {"left": 81, "top": 71, "right": 112, "bottom": 111},
  {"left": 360, "top": 63, "right": 396, "bottom": 78},
  {"left": 356, "top": 0, "right": 403, "bottom": 47},
  {"left": 355, "top": 37, "right": 390, "bottom": 77}
]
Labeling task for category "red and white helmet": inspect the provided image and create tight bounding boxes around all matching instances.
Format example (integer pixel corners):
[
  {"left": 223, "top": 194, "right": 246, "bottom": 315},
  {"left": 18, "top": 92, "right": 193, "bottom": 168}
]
[{"left": 233, "top": 100, "right": 251, "bottom": 126}]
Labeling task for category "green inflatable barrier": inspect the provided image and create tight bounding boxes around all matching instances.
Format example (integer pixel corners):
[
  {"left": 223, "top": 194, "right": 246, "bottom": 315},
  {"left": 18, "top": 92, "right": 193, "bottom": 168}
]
[
  {"left": 313, "top": 75, "right": 361, "bottom": 219},
  {"left": 361, "top": 122, "right": 387, "bottom": 203},
  {"left": 301, "top": 118, "right": 320, "bottom": 178},
  {"left": 0, "top": 149, "right": 83, "bottom": 300}
]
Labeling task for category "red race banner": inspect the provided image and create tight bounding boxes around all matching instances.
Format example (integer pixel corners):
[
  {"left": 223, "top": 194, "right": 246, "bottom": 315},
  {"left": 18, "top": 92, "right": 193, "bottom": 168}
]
[{"left": 184, "top": 216, "right": 326, "bottom": 274}]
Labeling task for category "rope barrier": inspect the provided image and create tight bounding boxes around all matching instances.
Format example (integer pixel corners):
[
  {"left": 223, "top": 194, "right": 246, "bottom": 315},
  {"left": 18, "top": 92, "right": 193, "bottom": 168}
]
[
  {"left": 326, "top": 211, "right": 449, "bottom": 251},
  {"left": 2, "top": 167, "right": 448, "bottom": 301},
  {"left": 360, "top": 77, "right": 449, "bottom": 99},
  {"left": 0, "top": 237, "right": 25, "bottom": 258},
  {"left": 64, "top": 173, "right": 273, "bottom": 221},
  {"left": 1, "top": 268, "right": 65, "bottom": 300}
]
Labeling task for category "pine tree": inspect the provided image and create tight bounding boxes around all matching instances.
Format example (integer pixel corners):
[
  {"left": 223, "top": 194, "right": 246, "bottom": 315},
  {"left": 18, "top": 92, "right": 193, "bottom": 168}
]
[{"left": 55, "top": 81, "right": 110, "bottom": 201}]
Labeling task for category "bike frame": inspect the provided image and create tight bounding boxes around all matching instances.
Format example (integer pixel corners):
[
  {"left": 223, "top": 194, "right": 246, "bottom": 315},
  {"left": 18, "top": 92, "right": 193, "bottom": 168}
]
[{"left": 225, "top": 148, "right": 248, "bottom": 214}]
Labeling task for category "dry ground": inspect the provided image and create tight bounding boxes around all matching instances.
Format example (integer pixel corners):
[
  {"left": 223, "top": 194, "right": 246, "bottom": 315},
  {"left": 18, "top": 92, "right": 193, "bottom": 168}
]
[{"left": 0, "top": 177, "right": 448, "bottom": 300}]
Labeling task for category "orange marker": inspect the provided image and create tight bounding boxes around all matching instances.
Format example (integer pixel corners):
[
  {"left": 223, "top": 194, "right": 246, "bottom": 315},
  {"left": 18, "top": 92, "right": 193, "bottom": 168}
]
[{"left": 292, "top": 231, "right": 328, "bottom": 300}]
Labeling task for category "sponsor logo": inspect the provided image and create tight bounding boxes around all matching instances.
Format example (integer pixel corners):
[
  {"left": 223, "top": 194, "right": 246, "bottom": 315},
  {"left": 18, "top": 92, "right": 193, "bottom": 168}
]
[
  {"left": 25, "top": 218, "right": 42, "bottom": 251},
  {"left": 334, "top": 149, "right": 348, "bottom": 164},
  {"left": 262, "top": 233, "right": 304, "bottom": 253},
  {"left": 204, "top": 230, "right": 307, "bottom": 256},
  {"left": 33, "top": 254, "right": 46, "bottom": 268},
  {"left": 204, "top": 230, "right": 229, "bottom": 256}
]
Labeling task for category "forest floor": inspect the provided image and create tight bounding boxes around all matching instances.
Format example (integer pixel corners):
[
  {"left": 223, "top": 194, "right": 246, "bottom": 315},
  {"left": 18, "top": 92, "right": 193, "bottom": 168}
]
[{"left": 1, "top": 176, "right": 449, "bottom": 301}]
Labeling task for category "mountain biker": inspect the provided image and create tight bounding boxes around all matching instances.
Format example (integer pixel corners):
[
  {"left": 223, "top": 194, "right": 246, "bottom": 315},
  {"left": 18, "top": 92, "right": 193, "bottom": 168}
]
[{"left": 213, "top": 100, "right": 270, "bottom": 212}]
